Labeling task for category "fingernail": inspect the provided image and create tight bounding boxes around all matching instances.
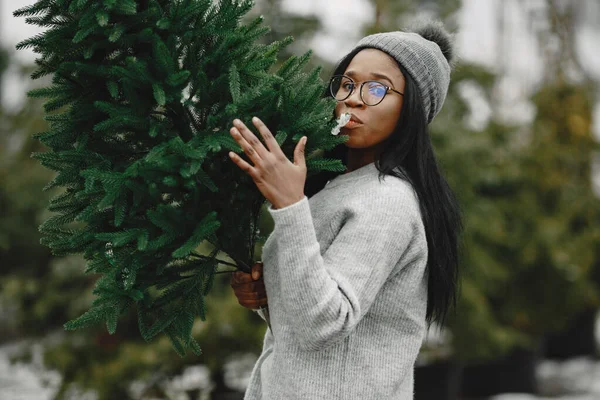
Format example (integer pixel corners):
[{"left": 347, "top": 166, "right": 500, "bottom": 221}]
[
  {"left": 252, "top": 271, "right": 259, "bottom": 280},
  {"left": 252, "top": 116, "right": 259, "bottom": 122}
]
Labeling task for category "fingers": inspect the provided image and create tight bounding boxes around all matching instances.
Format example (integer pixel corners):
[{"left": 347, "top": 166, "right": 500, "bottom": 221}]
[
  {"left": 230, "top": 271, "right": 268, "bottom": 309},
  {"left": 233, "top": 287, "right": 267, "bottom": 309},
  {"left": 231, "top": 271, "right": 251, "bottom": 284},
  {"left": 231, "top": 264, "right": 262, "bottom": 282},
  {"left": 232, "top": 119, "right": 270, "bottom": 161},
  {"left": 231, "top": 264, "right": 262, "bottom": 284},
  {"left": 228, "top": 149, "right": 257, "bottom": 179},
  {"left": 294, "top": 136, "right": 307, "bottom": 168},
  {"left": 251, "top": 262, "right": 263, "bottom": 281},
  {"left": 235, "top": 288, "right": 267, "bottom": 301},
  {"left": 230, "top": 263, "right": 268, "bottom": 310},
  {"left": 231, "top": 280, "right": 265, "bottom": 293},
  {"left": 240, "top": 298, "right": 269, "bottom": 309},
  {"left": 230, "top": 270, "right": 266, "bottom": 292},
  {"left": 251, "top": 117, "right": 284, "bottom": 158}
]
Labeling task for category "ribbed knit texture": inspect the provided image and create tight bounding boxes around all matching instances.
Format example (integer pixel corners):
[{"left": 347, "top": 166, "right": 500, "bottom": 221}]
[
  {"left": 353, "top": 31, "right": 451, "bottom": 123},
  {"left": 243, "top": 162, "right": 429, "bottom": 400}
]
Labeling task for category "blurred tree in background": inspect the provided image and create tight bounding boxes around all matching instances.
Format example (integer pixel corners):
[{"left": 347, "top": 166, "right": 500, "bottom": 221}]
[
  {"left": 251, "top": 0, "right": 322, "bottom": 62},
  {"left": 0, "top": 57, "right": 59, "bottom": 341},
  {"left": 444, "top": 73, "right": 600, "bottom": 361},
  {"left": 446, "top": 1, "right": 600, "bottom": 363},
  {"left": 365, "top": 0, "right": 600, "bottom": 366}
]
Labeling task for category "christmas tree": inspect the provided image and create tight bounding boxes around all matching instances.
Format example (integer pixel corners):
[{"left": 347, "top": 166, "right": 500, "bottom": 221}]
[{"left": 15, "top": 0, "right": 348, "bottom": 356}]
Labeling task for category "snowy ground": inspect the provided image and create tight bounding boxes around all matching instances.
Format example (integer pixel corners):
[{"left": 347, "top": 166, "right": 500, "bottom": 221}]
[
  {"left": 1, "top": 324, "right": 599, "bottom": 400},
  {"left": 0, "top": 341, "right": 62, "bottom": 400},
  {"left": 491, "top": 357, "right": 600, "bottom": 400}
]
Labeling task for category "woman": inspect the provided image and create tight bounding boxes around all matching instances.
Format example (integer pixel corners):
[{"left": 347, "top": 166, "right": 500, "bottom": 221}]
[{"left": 228, "top": 20, "right": 462, "bottom": 400}]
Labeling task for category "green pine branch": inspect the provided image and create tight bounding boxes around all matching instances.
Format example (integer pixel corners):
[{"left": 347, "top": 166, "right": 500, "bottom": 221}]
[{"left": 17, "top": 0, "right": 347, "bottom": 356}]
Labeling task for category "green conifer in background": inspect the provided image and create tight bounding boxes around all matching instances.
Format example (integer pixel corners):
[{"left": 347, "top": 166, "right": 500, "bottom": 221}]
[{"left": 15, "top": 0, "right": 347, "bottom": 356}]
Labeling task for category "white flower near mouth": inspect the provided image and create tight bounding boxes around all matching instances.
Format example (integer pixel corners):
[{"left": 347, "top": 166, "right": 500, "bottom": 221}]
[{"left": 331, "top": 112, "right": 351, "bottom": 136}]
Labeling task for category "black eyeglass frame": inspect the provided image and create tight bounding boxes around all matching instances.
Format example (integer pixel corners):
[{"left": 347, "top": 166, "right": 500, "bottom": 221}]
[{"left": 328, "top": 74, "right": 404, "bottom": 106}]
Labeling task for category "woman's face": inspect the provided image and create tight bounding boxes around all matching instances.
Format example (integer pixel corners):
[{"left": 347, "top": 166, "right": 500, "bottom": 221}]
[{"left": 334, "top": 48, "right": 405, "bottom": 151}]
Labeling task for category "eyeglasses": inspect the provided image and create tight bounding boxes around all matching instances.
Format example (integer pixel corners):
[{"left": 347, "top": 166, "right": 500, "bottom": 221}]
[{"left": 329, "top": 74, "right": 404, "bottom": 106}]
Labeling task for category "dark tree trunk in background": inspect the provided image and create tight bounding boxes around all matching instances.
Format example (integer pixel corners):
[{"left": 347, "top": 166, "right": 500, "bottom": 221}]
[
  {"left": 544, "top": 307, "right": 599, "bottom": 360},
  {"left": 415, "top": 359, "right": 463, "bottom": 400},
  {"left": 460, "top": 346, "right": 540, "bottom": 398},
  {"left": 210, "top": 368, "right": 244, "bottom": 400}
]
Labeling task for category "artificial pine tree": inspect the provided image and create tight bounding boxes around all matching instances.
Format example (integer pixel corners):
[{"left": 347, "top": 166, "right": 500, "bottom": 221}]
[{"left": 15, "top": 0, "right": 347, "bottom": 356}]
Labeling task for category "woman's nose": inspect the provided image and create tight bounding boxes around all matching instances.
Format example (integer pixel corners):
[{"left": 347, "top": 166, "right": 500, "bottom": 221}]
[{"left": 344, "top": 86, "right": 365, "bottom": 108}]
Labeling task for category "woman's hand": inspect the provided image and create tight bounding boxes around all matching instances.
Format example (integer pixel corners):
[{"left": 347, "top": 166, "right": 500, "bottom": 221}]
[
  {"left": 228, "top": 117, "right": 307, "bottom": 209},
  {"left": 231, "top": 262, "right": 268, "bottom": 309}
]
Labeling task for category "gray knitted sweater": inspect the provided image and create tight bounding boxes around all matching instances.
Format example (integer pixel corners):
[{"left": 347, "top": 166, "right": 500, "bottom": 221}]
[{"left": 243, "top": 161, "right": 429, "bottom": 400}]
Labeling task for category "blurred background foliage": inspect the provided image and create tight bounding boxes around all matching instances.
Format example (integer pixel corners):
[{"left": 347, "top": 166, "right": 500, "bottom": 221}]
[{"left": 1, "top": 0, "right": 599, "bottom": 399}]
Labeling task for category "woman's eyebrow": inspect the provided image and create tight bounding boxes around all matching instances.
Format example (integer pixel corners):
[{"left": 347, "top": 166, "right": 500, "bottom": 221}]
[{"left": 345, "top": 70, "right": 394, "bottom": 85}]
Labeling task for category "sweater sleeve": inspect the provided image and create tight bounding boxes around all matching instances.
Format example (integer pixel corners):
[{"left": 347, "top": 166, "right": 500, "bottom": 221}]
[{"left": 266, "top": 190, "right": 420, "bottom": 352}]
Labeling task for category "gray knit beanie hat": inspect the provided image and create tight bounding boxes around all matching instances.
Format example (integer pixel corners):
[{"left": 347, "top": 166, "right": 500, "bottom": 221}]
[{"left": 351, "top": 20, "right": 455, "bottom": 123}]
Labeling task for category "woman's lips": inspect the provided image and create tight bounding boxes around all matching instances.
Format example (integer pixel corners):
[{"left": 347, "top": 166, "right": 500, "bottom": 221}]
[
  {"left": 344, "top": 120, "right": 362, "bottom": 129},
  {"left": 349, "top": 114, "right": 363, "bottom": 123}
]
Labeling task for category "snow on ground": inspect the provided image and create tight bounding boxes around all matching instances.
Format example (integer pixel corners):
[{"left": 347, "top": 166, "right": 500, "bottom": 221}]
[
  {"left": 490, "top": 357, "right": 600, "bottom": 400},
  {"left": 0, "top": 341, "right": 61, "bottom": 400},
  {"left": 0, "top": 316, "right": 599, "bottom": 400}
]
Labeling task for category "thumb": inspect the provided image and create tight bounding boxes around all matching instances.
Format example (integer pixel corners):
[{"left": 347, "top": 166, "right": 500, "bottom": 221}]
[
  {"left": 294, "top": 136, "right": 307, "bottom": 168},
  {"left": 251, "top": 262, "right": 262, "bottom": 280}
]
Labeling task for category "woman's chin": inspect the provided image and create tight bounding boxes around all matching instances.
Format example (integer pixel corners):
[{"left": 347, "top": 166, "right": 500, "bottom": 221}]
[
  {"left": 342, "top": 137, "right": 363, "bottom": 148},
  {"left": 340, "top": 127, "right": 358, "bottom": 140}
]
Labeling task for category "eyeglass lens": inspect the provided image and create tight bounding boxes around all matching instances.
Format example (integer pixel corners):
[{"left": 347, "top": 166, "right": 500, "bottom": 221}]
[{"left": 330, "top": 76, "right": 387, "bottom": 106}]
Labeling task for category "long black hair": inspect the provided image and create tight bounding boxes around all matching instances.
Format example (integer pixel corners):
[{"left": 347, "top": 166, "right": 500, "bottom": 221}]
[{"left": 305, "top": 47, "right": 462, "bottom": 326}]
